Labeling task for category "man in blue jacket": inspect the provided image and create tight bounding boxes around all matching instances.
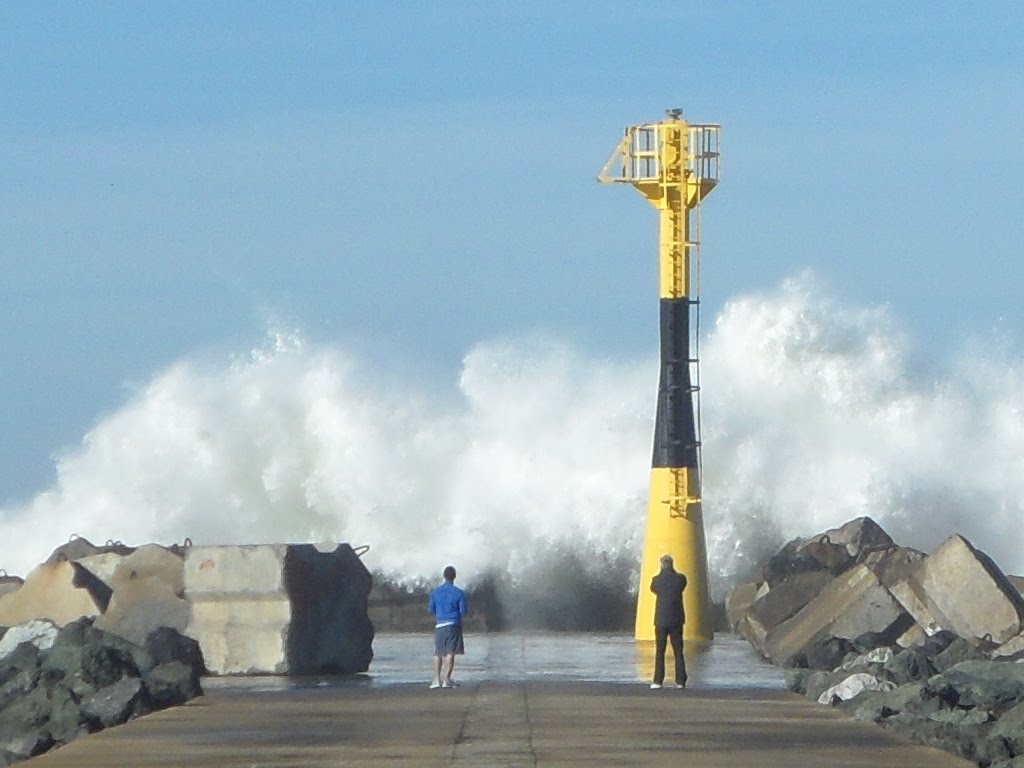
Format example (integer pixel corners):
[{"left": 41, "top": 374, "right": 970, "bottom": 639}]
[{"left": 428, "top": 565, "right": 467, "bottom": 689}]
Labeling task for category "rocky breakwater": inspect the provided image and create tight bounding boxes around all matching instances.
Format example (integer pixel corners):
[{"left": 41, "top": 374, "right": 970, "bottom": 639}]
[
  {"left": 0, "top": 618, "right": 203, "bottom": 766},
  {"left": 727, "top": 517, "right": 1024, "bottom": 768},
  {"left": 0, "top": 536, "right": 375, "bottom": 764}
]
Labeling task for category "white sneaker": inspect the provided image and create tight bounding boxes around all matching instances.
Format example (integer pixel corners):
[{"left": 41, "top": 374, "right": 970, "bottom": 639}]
[
  {"left": 429, "top": 680, "right": 441, "bottom": 689},
  {"left": 442, "top": 679, "right": 458, "bottom": 688},
  {"left": 674, "top": 683, "right": 685, "bottom": 689},
  {"left": 649, "top": 683, "right": 662, "bottom": 689}
]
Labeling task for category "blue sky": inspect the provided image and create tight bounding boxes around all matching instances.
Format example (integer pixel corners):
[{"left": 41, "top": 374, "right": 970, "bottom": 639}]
[{"left": 2, "top": 2, "right": 1023, "bottom": 504}]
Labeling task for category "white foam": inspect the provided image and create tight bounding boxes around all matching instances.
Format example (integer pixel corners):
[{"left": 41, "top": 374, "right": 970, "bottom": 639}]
[{"left": 2, "top": 275, "right": 1022, "bottom": 596}]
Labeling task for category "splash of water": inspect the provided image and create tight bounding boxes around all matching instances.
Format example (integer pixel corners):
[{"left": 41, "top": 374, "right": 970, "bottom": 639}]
[{"left": 2, "top": 275, "right": 1023, "bottom": 603}]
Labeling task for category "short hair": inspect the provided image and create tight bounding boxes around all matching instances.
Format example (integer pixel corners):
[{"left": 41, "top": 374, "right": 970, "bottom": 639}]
[
  {"left": 443, "top": 565, "right": 457, "bottom": 581},
  {"left": 660, "top": 555, "right": 674, "bottom": 566}
]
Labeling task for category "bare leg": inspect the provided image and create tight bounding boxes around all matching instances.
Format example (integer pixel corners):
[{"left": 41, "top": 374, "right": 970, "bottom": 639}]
[
  {"left": 432, "top": 655, "right": 442, "bottom": 686},
  {"left": 445, "top": 654, "right": 456, "bottom": 683}
]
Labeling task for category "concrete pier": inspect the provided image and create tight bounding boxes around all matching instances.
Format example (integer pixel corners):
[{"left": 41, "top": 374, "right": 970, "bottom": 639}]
[{"left": 25, "top": 680, "right": 972, "bottom": 767}]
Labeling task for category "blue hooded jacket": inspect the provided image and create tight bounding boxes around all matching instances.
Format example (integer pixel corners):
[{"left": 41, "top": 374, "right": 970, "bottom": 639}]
[{"left": 428, "top": 581, "right": 467, "bottom": 627}]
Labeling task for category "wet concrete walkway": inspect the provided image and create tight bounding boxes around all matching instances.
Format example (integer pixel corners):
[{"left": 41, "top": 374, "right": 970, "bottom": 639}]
[{"left": 26, "top": 680, "right": 973, "bottom": 768}]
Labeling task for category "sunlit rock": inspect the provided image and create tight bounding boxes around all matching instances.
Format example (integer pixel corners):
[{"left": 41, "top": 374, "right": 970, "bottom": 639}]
[{"left": 0, "top": 561, "right": 110, "bottom": 627}]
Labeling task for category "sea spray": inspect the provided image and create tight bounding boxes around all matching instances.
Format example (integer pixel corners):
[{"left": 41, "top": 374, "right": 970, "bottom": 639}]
[{"left": 2, "top": 275, "right": 1023, "bottom": 614}]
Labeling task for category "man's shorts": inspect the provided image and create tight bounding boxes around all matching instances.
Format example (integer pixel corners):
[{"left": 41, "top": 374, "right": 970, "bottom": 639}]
[{"left": 434, "top": 624, "right": 465, "bottom": 656}]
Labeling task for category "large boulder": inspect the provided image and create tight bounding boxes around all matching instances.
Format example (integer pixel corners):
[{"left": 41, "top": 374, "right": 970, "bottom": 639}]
[
  {"left": 144, "top": 626, "right": 205, "bottom": 679},
  {"left": 802, "top": 635, "right": 856, "bottom": 671},
  {"left": 0, "top": 573, "right": 23, "bottom": 600},
  {"left": 93, "top": 577, "right": 189, "bottom": 646},
  {"left": 0, "top": 562, "right": 111, "bottom": 627},
  {"left": 932, "top": 660, "right": 1024, "bottom": 710},
  {"left": 184, "top": 543, "right": 373, "bottom": 675},
  {"left": 992, "top": 632, "right": 1024, "bottom": 662},
  {"left": 0, "top": 615, "right": 203, "bottom": 767},
  {"left": 1008, "top": 575, "right": 1024, "bottom": 599},
  {"left": 740, "top": 571, "right": 832, "bottom": 653},
  {"left": 80, "top": 676, "right": 146, "bottom": 728},
  {"left": 78, "top": 544, "right": 184, "bottom": 596},
  {"left": 144, "top": 661, "right": 201, "bottom": 708},
  {"left": 860, "top": 546, "right": 927, "bottom": 588},
  {"left": 761, "top": 517, "right": 895, "bottom": 587},
  {"left": 0, "top": 621, "right": 59, "bottom": 660},
  {"left": 883, "top": 648, "right": 937, "bottom": 686},
  {"left": 763, "top": 564, "right": 911, "bottom": 667},
  {"left": 724, "top": 581, "right": 762, "bottom": 632},
  {"left": 817, "top": 671, "right": 896, "bottom": 705},
  {"left": 892, "top": 535, "right": 1024, "bottom": 644},
  {"left": 991, "top": 699, "right": 1024, "bottom": 756}
]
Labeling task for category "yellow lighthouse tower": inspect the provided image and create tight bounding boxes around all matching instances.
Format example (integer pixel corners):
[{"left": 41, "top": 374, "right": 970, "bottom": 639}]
[{"left": 598, "top": 109, "right": 721, "bottom": 642}]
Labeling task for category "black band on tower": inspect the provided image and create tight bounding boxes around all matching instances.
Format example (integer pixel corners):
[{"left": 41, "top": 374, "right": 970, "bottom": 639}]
[{"left": 652, "top": 297, "right": 698, "bottom": 469}]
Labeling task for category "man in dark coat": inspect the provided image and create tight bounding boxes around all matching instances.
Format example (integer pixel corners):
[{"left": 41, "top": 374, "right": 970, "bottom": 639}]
[{"left": 650, "top": 554, "right": 687, "bottom": 689}]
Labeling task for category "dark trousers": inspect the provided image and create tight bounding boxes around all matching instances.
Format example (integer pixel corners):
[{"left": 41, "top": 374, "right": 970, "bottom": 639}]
[{"left": 653, "top": 625, "right": 686, "bottom": 686}]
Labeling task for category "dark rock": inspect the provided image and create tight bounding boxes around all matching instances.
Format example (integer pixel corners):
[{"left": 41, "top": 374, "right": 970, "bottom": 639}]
[
  {"left": 41, "top": 621, "right": 155, "bottom": 698},
  {"left": 839, "top": 680, "right": 931, "bottom": 721},
  {"left": 802, "top": 670, "right": 837, "bottom": 701},
  {"left": 902, "top": 688, "right": 956, "bottom": 718},
  {"left": 884, "top": 648, "right": 937, "bottom": 686},
  {"left": 991, "top": 699, "right": 1024, "bottom": 755},
  {"left": 144, "top": 661, "right": 201, "bottom": 709},
  {"left": 762, "top": 539, "right": 834, "bottom": 587},
  {"left": 784, "top": 668, "right": 813, "bottom": 694},
  {"left": 851, "top": 631, "right": 898, "bottom": 653},
  {"left": 0, "top": 643, "right": 41, "bottom": 687},
  {"left": 81, "top": 677, "right": 147, "bottom": 728},
  {"left": 0, "top": 685, "right": 55, "bottom": 759},
  {"left": 933, "top": 637, "right": 989, "bottom": 673},
  {"left": 801, "top": 635, "right": 856, "bottom": 671},
  {"left": 879, "top": 715, "right": 991, "bottom": 765},
  {"left": 144, "top": 626, "right": 205, "bottom": 679},
  {"left": 934, "top": 660, "right": 1024, "bottom": 710},
  {"left": 917, "top": 629, "right": 960, "bottom": 657},
  {"left": 0, "top": 668, "right": 41, "bottom": 711},
  {"left": 45, "top": 684, "right": 83, "bottom": 746},
  {"left": 992, "top": 757, "right": 1024, "bottom": 768},
  {"left": 928, "top": 707, "right": 993, "bottom": 727}
]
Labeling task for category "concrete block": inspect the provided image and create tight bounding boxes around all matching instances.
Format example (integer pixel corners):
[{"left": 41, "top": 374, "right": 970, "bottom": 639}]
[
  {"left": 79, "top": 544, "right": 186, "bottom": 598},
  {"left": 762, "top": 517, "right": 894, "bottom": 587},
  {"left": 897, "top": 623, "right": 929, "bottom": 649},
  {"left": 889, "top": 579, "right": 944, "bottom": 636},
  {"left": 0, "top": 572, "right": 23, "bottom": 599},
  {"left": 94, "top": 576, "right": 190, "bottom": 646},
  {"left": 0, "top": 561, "right": 110, "bottom": 626},
  {"left": 992, "top": 632, "right": 1024, "bottom": 661},
  {"left": 763, "top": 564, "right": 908, "bottom": 666},
  {"left": 1008, "top": 575, "right": 1024, "bottom": 599},
  {"left": 724, "top": 582, "right": 761, "bottom": 632},
  {"left": 742, "top": 571, "right": 833, "bottom": 653},
  {"left": 899, "top": 535, "right": 1024, "bottom": 644},
  {"left": 46, "top": 536, "right": 134, "bottom": 565},
  {"left": 184, "top": 543, "right": 373, "bottom": 675},
  {"left": 74, "top": 553, "right": 125, "bottom": 587},
  {"left": 860, "top": 546, "right": 927, "bottom": 588},
  {"left": 818, "top": 516, "right": 895, "bottom": 558}
]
